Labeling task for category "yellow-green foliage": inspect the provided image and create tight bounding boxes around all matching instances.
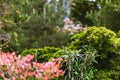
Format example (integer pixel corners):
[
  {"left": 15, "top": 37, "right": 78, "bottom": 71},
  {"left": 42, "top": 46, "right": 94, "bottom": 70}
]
[
  {"left": 69, "top": 27, "right": 120, "bottom": 80},
  {"left": 94, "top": 70, "right": 120, "bottom": 80},
  {"left": 21, "top": 47, "right": 60, "bottom": 62},
  {"left": 69, "top": 27, "right": 117, "bottom": 64},
  {"left": 69, "top": 27, "right": 117, "bottom": 54}
]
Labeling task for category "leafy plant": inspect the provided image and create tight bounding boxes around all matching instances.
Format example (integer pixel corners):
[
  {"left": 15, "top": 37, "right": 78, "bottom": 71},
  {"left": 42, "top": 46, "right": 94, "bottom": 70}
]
[
  {"left": 0, "top": 52, "right": 64, "bottom": 80},
  {"left": 69, "top": 27, "right": 120, "bottom": 80},
  {"left": 60, "top": 46, "right": 97, "bottom": 80},
  {"left": 21, "top": 47, "right": 61, "bottom": 62},
  {"left": 69, "top": 27, "right": 116, "bottom": 56}
]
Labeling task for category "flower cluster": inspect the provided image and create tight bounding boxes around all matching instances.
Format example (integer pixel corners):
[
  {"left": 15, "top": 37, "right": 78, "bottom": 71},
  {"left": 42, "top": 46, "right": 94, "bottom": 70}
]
[
  {"left": 63, "top": 17, "right": 86, "bottom": 34},
  {"left": 0, "top": 52, "right": 64, "bottom": 80}
]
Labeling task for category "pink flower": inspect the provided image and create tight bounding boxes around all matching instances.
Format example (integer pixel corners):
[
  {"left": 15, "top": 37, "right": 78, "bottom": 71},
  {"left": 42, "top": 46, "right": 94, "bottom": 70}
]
[
  {"left": 26, "top": 55, "right": 34, "bottom": 61},
  {"left": 12, "top": 76, "right": 16, "bottom": 80},
  {"left": 0, "top": 52, "right": 65, "bottom": 80},
  {"left": 20, "top": 75, "right": 25, "bottom": 79},
  {"left": 0, "top": 73, "right": 4, "bottom": 77},
  {"left": 43, "top": 76, "right": 49, "bottom": 80},
  {"left": 15, "top": 69, "right": 19, "bottom": 74},
  {"left": 4, "top": 78, "right": 9, "bottom": 80},
  {"left": 35, "top": 73, "right": 42, "bottom": 79}
]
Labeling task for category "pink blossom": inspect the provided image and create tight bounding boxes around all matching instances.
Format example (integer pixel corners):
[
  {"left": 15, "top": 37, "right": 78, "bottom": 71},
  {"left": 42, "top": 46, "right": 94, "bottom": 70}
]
[
  {"left": 0, "top": 52, "right": 65, "bottom": 80},
  {"left": 15, "top": 69, "right": 19, "bottom": 74},
  {"left": 4, "top": 78, "right": 9, "bottom": 80},
  {"left": 35, "top": 73, "right": 42, "bottom": 79}
]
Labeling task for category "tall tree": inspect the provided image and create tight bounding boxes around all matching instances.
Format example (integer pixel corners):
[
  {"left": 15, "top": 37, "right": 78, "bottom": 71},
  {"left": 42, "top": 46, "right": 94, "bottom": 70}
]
[
  {"left": 87, "top": 0, "right": 120, "bottom": 32},
  {"left": 70, "top": 0, "right": 99, "bottom": 26},
  {"left": 0, "top": 0, "right": 70, "bottom": 52}
]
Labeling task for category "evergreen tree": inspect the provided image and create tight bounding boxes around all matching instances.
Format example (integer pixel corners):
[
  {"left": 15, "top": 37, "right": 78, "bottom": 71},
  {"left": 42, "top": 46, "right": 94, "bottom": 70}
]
[
  {"left": 87, "top": 0, "right": 120, "bottom": 32},
  {"left": 0, "top": 0, "right": 70, "bottom": 52},
  {"left": 70, "top": 0, "right": 99, "bottom": 26}
]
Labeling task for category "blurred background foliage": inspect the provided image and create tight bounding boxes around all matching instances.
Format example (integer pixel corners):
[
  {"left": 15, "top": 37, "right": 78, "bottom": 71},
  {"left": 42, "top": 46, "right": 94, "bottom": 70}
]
[
  {"left": 71, "top": 0, "right": 120, "bottom": 32},
  {"left": 86, "top": 0, "right": 120, "bottom": 32},
  {"left": 70, "top": 0, "right": 99, "bottom": 26},
  {"left": 0, "top": 0, "right": 70, "bottom": 53}
]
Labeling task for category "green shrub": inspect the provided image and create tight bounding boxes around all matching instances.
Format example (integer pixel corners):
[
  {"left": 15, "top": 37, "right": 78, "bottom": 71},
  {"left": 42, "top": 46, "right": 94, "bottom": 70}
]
[
  {"left": 94, "top": 70, "right": 120, "bottom": 80},
  {"left": 117, "top": 30, "right": 120, "bottom": 37},
  {"left": 21, "top": 47, "right": 60, "bottom": 62},
  {"left": 69, "top": 27, "right": 120, "bottom": 80},
  {"left": 69, "top": 27, "right": 116, "bottom": 55}
]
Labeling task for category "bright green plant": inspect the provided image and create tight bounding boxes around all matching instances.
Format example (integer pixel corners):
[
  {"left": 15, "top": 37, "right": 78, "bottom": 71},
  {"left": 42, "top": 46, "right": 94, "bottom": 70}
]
[
  {"left": 69, "top": 27, "right": 120, "bottom": 80},
  {"left": 21, "top": 47, "right": 61, "bottom": 62},
  {"left": 69, "top": 27, "right": 116, "bottom": 54}
]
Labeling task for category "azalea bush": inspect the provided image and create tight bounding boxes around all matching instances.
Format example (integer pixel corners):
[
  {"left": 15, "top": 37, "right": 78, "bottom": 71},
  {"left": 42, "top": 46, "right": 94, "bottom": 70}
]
[{"left": 0, "top": 52, "right": 64, "bottom": 80}]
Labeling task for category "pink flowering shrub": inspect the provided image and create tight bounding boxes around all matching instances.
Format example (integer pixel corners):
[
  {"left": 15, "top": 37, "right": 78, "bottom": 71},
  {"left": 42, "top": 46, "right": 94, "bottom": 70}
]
[{"left": 0, "top": 52, "right": 64, "bottom": 80}]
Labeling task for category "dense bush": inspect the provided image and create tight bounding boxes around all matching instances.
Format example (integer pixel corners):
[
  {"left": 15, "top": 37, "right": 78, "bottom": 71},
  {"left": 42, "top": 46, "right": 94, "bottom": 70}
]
[
  {"left": 21, "top": 45, "right": 97, "bottom": 80},
  {"left": 69, "top": 27, "right": 120, "bottom": 80},
  {"left": 69, "top": 27, "right": 116, "bottom": 54},
  {"left": 21, "top": 47, "right": 61, "bottom": 62},
  {"left": 0, "top": 52, "right": 64, "bottom": 80}
]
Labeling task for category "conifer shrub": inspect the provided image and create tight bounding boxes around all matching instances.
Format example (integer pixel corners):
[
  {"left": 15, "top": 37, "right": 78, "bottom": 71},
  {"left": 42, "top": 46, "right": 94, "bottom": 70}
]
[
  {"left": 69, "top": 27, "right": 120, "bottom": 80},
  {"left": 21, "top": 47, "right": 60, "bottom": 62}
]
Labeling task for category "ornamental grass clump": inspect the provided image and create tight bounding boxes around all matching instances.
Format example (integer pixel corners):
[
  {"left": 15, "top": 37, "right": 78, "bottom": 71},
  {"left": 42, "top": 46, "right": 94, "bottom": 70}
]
[{"left": 60, "top": 46, "right": 97, "bottom": 80}]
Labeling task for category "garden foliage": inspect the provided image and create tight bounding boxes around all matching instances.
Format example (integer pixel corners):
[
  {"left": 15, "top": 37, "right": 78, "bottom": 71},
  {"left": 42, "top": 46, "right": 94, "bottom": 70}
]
[
  {"left": 21, "top": 47, "right": 61, "bottom": 62},
  {"left": 69, "top": 27, "right": 120, "bottom": 80},
  {"left": 70, "top": 0, "right": 99, "bottom": 26},
  {"left": 1, "top": 0, "right": 120, "bottom": 80},
  {"left": 0, "top": 0, "right": 70, "bottom": 52},
  {"left": 21, "top": 46, "right": 97, "bottom": 80},
  {"left": 60, "top": 46, "right": 97, "bottom": 80},
  {"left": 0, "top": 52, "right": 64, "bottom": 80},
  {"left": 87, "top": 1, "right": 120, "bottom": 32}
]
